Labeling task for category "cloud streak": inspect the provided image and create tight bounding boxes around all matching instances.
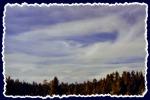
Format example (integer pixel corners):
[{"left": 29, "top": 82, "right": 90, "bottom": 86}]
[{"left": 4, "top": 4, "right": 147, "bottom": 83}]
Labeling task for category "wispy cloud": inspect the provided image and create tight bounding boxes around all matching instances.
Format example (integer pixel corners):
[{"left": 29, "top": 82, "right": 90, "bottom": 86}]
[{"left": 4, "top": 4, "right": 147, "bottom": 83}]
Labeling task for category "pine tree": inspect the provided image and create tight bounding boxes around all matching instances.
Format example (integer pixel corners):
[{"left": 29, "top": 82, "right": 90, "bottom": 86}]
[{"left": 49, "top": 77, "right": 59, "bottom": 95}]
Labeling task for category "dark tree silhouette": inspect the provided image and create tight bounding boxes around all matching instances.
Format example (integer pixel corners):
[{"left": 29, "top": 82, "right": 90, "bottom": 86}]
[
  {"left": 49, "top": 77, "right": 59, "bottom": 95},
  {"left": 5, "top": 71, "right": 145, "bottom": 96}
]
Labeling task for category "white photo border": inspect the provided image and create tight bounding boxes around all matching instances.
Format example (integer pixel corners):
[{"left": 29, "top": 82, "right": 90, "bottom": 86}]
[{"left": 2, "top": 2, "right": 148, "bottom": 98}]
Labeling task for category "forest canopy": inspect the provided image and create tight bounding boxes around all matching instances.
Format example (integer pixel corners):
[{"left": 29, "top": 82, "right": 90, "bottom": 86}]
[{"left": 5, "top": 71, "right": 145, "bottom": 96}]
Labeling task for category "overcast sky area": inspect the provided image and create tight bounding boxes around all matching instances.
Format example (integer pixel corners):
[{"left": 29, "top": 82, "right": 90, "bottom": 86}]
[{"left": 4, "top": 4, "right": 147, "bottom": 83}]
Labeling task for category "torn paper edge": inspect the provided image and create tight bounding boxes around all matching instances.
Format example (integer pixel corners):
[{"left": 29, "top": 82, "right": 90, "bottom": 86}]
[{"left": 2, "top": 2, "right": 148, "bottom": 99}]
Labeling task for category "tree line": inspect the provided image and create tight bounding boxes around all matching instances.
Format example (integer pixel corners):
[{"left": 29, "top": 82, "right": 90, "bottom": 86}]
[{"left": 5, "top": 71, "right": 145, "bottom": 96}]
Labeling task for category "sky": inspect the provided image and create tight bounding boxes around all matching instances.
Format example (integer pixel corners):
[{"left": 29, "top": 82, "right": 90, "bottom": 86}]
[{"left": 4, "top": 4, "right": 147, "bottom": 83}]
